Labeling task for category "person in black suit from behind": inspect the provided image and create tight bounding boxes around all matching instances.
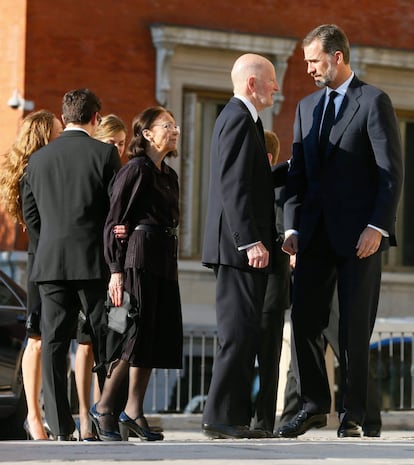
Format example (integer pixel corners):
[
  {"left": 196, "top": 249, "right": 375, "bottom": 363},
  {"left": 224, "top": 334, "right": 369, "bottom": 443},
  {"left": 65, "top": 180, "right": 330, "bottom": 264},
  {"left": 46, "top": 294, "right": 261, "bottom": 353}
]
[
  {"left": 252, "top": 130, "right": 291, "bottom": 436},
  {"left": 22, "top": 89, "right": 121, "bottom": 440},
  {"left": 201, "top": 53, "right": 288, "bottom": 439},
  {"left": 278, "top": 24, "right": 403, "bottom": 439}
]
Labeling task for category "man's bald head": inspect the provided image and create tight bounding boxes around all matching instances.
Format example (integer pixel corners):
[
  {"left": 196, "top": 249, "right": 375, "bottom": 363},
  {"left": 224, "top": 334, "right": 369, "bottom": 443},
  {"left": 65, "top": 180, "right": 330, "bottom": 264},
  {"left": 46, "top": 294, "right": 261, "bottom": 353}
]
[{"left": 231, "top": 53, "right": 278, "bottom": 111}]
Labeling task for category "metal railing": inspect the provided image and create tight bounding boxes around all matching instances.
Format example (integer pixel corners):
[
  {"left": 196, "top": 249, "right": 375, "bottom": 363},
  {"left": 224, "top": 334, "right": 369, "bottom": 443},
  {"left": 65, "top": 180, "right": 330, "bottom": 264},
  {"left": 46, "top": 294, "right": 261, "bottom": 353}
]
[
  {"left": 145, "top": 318, "right": 414, "bottom": 414},
  {"left": 370, "top": 318, "right": 414, "bottom": 410},
  {"left": 146, "top": 329, "right": 218, "bottom": 413}
]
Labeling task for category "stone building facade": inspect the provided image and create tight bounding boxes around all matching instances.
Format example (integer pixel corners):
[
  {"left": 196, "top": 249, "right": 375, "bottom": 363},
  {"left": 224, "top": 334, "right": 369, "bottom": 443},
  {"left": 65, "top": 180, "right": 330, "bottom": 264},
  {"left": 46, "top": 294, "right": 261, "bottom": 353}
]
[{"left": 1, "top": 0, "right": 414, "bottom": 320}]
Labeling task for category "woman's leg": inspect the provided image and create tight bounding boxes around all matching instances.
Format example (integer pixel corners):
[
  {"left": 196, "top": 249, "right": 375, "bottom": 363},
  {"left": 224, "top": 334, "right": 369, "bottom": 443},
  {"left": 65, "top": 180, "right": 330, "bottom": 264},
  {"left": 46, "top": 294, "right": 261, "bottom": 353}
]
[
  {"left": 22, "top": 337, "right": 48, "bottom": 439},
  {"left": 123, "top": 367, "right": 152, "bottom": 421},
  {"left": 119, "top": 367, "right": 162, "bottom": 440},
  {"left": 74, "top": 342, "right": 95, "bottom": 439},
  {"left": 94, "top": 359, "right": 129, "bottom": 432}
]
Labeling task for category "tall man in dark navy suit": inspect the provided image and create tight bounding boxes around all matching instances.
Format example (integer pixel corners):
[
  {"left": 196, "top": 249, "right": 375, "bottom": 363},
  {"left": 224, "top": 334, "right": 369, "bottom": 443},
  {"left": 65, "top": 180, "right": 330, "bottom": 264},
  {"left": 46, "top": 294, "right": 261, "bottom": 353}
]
[
  {"left": 278, "top": 25, "right": 403, "bottom": 438},
  {"left": 22, "top": 89, "right": 121, "bottom": 440},
  {"left": 201, "top": 53, "right": 287, "bottom": 439}
]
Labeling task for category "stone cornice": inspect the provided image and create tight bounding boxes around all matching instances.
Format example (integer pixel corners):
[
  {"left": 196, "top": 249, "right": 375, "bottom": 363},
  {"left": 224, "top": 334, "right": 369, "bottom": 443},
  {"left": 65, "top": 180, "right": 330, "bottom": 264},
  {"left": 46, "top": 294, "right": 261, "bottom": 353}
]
[{"left": 150, "top": 24, "right": 297, "bottom": 114}]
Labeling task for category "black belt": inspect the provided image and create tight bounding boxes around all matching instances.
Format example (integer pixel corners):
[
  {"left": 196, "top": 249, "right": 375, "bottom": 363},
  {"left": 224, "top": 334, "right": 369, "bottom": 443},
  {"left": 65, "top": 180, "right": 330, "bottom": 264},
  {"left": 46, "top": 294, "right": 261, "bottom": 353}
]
[{"left": 134, "top": 224, "right": 178, "bottom": 237}]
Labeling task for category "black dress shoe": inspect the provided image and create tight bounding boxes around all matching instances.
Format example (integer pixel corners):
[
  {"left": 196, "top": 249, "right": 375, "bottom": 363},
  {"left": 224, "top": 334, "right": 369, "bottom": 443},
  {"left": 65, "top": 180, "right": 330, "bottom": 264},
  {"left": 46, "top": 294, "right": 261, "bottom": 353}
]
[
  {"left": 202, "top": 424, "right": 267, "bottom": 439},
  {"left": 275, "top": 410, "right": 327, "bottom": 438},
  {"left": 254, "top": 428, "right": 274, "bottom": 438},
  {"left": 337, "top": 419, "right": 361, "bottom": 438},
  {"left": 118, "top": 411, "right": 164, "bottom": 441},
  {"left": 362, "top": 424, "right": 381, "bottom": 437},
  {"left": 89, "top": 403, "right": 121, "bottom": 441},
  {"left": 363, "top": 428, "right": 381, "bottom": 438}
]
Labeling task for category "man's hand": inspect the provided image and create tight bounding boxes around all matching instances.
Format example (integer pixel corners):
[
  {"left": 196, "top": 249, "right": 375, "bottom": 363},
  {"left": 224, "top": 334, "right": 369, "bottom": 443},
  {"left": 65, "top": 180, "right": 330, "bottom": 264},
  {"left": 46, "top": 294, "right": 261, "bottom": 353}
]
[
  {"left": 247, "top": 242, "right": 269, "bottom": 268},
  {"left": 282, "top": 232, "right": 298, "bottom": 256},
  {"left": 356, "top": 227, "right": 382, "bottom": 259}
]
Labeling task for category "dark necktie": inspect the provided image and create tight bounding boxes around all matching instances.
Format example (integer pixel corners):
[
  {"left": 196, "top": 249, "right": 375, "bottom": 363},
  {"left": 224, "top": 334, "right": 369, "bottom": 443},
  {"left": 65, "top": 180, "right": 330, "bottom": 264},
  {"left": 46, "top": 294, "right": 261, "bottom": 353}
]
[{"left": 319, "top": 90, "right": 338, "bottom": 156}]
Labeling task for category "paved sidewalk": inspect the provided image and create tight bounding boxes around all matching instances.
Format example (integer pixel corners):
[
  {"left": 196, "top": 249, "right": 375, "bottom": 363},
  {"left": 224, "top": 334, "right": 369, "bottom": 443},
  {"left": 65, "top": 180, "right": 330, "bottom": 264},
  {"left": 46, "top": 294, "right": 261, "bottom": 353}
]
[
  {"left": 2, "top": 413, "right": 413, "bottom": 465},
  {"left": 2, "top": 430, "right": 414, "bottom": 465},
  {"left": 2, "top": 427, "right": 414, "bottom": 465}
]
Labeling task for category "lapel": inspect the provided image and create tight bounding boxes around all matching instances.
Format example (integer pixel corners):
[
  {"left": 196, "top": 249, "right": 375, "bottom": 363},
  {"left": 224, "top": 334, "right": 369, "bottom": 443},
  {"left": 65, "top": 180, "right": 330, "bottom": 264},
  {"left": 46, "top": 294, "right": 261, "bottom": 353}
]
[
  {"left": 326, "top": 76, "right": 362, "bottom": 158},
  {"left": 306, "top": 90, "right": 325, "bottom": 162}
]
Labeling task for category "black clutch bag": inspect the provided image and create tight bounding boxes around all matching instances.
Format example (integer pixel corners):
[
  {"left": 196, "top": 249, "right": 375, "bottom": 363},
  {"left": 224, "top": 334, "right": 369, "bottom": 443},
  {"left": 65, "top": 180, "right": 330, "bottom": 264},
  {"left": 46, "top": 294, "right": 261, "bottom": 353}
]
[{"left": 105, "top": 291, "right": 132, "bottom": 334}]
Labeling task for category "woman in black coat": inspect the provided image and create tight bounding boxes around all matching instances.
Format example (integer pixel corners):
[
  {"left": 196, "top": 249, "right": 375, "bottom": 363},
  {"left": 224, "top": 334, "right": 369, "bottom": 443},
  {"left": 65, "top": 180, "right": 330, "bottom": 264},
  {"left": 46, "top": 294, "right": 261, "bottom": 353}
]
[{"left": 89, "top": 106, "right": 183, "bottom": 442}]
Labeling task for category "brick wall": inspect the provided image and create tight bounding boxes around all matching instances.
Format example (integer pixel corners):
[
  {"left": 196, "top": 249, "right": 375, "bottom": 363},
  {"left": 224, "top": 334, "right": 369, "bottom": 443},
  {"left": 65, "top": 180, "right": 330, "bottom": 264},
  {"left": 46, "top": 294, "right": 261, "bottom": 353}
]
[{"left": 1, "top": 0, "right": 413, "bottom": 250}]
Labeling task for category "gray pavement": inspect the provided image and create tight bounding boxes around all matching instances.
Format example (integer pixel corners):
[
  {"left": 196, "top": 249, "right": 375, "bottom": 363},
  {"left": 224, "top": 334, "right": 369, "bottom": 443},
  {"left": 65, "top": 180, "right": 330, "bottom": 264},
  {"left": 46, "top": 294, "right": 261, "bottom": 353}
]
[
  {"left": 1, "top": 429, "right": 414, "bottom": 465},
  {"left": 2, "top": 414, "right": 414, "bottom": 465}
]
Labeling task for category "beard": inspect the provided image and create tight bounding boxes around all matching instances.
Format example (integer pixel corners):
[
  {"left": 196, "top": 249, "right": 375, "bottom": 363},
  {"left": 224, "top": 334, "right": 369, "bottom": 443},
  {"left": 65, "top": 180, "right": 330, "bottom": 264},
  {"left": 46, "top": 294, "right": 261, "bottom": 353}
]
[{"left": 314, "top": 60, "right": 336, "bottom": 88}]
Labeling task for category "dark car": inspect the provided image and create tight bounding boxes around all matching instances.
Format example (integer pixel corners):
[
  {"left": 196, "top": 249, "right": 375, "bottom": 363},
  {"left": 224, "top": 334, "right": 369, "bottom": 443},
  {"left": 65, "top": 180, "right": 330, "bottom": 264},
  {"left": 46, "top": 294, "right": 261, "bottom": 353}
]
[{"left": 0, "top": 269, "right": 27, "bottom": 439}]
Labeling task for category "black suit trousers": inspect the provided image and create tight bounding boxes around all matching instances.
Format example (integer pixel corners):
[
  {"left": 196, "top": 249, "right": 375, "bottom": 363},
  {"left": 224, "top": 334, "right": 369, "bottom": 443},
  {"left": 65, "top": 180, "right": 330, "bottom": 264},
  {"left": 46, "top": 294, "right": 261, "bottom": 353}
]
[
  {"left": 202, "top": 265, "right": 267, "bottom": 426},
  {"left": 291, "top": 219, "right": 382, "bottom": 423},
  {"left": 279, "top": 294, "right": 382, "bottom": 429},
  {"left": 253, "top": 260, "right": 290, "bottom": 431},
  {"left": 39, "top": 279, "right": 107, "bottom": 436}
]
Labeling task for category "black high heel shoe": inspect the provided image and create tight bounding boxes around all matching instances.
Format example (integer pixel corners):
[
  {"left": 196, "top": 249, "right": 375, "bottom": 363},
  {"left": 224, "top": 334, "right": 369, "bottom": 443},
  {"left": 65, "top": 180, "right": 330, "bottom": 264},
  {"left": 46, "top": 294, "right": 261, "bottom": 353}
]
[
  {"left": 89, "top": 404, "right": 121, "bottom": 441},
  {"left": 118, "top": 412, "right": 164, "bottom": 441}
]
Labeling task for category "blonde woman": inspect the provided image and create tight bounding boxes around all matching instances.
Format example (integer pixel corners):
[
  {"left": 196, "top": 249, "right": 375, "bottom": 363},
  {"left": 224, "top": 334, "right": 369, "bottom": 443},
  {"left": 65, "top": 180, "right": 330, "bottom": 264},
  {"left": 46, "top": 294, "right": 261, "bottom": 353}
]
[
  {"left": 94, "top": 114, "right": 127, "bottom": 159},
  {"left": 0, "top": 110, "right": 63, "bottom": 440}
]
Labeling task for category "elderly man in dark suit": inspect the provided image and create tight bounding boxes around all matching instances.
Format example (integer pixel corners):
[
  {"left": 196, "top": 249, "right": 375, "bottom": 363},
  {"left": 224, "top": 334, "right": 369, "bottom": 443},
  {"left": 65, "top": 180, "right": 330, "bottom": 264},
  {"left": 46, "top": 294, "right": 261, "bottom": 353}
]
[
  {"left": 278, "top": 24, "right": 403, "bottom": 439},
  {"left": 22, "top": 88, "right": 121, "bottom": 440},
  {"left": 201, "top": 53, "right": 288, "bottom": 439}
]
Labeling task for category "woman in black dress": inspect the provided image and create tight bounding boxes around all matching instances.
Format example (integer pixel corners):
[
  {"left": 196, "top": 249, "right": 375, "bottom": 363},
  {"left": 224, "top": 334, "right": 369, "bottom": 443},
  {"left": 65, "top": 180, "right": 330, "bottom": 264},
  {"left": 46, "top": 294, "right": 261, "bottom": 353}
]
[{"left": 90, "top": 106, "right": 183, "bottom": 441}]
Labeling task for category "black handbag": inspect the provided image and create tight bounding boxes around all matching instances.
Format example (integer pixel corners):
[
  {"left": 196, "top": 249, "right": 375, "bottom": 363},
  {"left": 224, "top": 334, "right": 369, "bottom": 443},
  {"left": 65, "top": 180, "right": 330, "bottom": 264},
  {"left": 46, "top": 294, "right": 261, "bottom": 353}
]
[{"left": 105, "top": 291, "right": 132, "bottom": 334}]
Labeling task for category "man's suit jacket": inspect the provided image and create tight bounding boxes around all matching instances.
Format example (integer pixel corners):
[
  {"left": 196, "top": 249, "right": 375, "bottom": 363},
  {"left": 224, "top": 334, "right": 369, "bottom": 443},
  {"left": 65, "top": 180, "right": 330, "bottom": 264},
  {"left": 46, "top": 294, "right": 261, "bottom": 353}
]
[
  {"left": 22, "top": 130, "right": 121, "bottom": 282},
  {"left": 284, "top": 76, "right": 403, "bottom": 256},
  {"left": 202, "top": 97, "right": 284, "bottom": 271}
]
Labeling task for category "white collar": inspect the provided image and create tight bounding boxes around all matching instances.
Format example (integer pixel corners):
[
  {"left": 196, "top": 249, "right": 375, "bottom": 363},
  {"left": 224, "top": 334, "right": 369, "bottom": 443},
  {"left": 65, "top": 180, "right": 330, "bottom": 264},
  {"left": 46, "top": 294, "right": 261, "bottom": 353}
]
[
  {"left": 234, "top": 94, "right": 259, "bottom": 122},
  {"left": 327, "top": 72, "right": 354, "bottom": 97}
]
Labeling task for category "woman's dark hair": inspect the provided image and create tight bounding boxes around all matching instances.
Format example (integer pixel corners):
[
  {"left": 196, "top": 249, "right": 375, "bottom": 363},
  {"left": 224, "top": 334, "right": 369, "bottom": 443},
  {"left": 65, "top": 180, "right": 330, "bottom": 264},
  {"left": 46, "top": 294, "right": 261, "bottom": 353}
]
[
  {"left": 62, "top": 88, "right": 101, "bottom": 125},
  {"left": 127, "top": 106, "right": 178, "bottom": 160}
]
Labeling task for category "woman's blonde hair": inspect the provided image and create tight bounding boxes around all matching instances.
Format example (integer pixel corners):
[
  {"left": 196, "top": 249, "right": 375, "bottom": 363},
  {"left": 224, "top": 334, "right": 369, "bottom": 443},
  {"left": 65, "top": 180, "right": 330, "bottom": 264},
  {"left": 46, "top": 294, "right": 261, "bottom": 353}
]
[
  {"left": 0, "top": 110, "right": 55, "bottom": 226},
  {"left": 94, "top": 114, "right": 127, "bottom": 141}
]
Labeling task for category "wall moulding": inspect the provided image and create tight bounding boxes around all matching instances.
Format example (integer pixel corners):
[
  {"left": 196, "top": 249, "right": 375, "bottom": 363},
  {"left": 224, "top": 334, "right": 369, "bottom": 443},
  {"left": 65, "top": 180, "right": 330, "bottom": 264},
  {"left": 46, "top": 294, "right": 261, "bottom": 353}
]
[{"left": 150, "top": 24, "right": 297, "bottom": 115}]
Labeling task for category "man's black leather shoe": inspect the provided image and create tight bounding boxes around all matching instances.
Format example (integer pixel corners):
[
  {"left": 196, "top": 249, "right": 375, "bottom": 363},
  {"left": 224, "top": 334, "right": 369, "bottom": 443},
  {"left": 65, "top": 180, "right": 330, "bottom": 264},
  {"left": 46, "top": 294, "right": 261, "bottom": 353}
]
[
  {"left": 337, "top": 419, "right": 361, "bottom": 438},
  {"left": 254, "top": 428, "right": 274, "bottom": 438},
  {"left": 202, "top": 424, "right": 267, "bottom": 439},
  {"left": 363, "top": 428, "right": 381, "bottom": 438},
  {"left": 275, "top": 410, "right": 327, "bottom": 438}
]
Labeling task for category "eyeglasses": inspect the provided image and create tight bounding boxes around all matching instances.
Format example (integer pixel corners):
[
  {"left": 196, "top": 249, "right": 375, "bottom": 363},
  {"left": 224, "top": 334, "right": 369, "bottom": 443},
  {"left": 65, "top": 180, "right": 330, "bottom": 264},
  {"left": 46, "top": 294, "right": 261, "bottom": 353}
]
[{"left": 152, "top": 122, "right": 180, "bottom": 133}]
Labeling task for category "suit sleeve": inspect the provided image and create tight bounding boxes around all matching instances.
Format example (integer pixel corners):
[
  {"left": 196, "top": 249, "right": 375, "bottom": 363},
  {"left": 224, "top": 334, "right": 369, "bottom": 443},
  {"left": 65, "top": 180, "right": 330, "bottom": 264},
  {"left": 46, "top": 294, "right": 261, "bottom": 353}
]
[
  {"left": 21, "top": 170, "right": 41, "bottom": 250},
  {"left": 283, "top": 103, "right": 307, "bottom": 231},
  {"left": 367, "top": 92, "right": 403, "bottom": 233},
  {"left": 104, "top": 161, "right": 148, "bottom": 273},
  {"left": 218, "top": 115, "right": 261, "bottom": 247}
]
